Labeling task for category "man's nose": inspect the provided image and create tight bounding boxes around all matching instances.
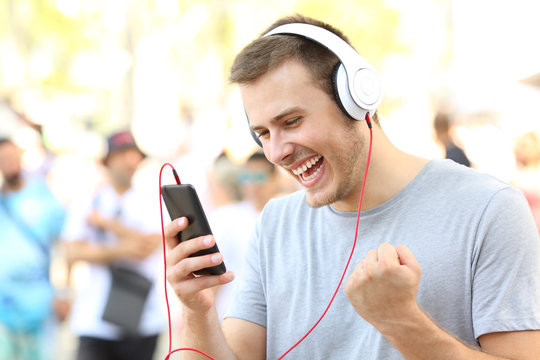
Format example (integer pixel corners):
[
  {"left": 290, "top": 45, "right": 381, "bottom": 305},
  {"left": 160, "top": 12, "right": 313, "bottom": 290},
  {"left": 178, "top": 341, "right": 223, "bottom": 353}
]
[{"left": 266, "top": 133, "right": 295, "bottom": 166}]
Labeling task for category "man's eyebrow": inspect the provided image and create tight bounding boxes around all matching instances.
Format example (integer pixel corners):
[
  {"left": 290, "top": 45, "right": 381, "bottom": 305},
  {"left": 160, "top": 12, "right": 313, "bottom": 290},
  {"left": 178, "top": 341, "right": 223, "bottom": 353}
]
[{"left": 250, "top": 106, "right": 302, "bottom": 132}]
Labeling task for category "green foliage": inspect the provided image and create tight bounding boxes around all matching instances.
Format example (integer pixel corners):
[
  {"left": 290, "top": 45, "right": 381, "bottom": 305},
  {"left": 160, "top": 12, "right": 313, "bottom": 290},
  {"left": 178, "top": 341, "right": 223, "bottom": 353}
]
[
  {"left": 1, "top": 0, "right": 407, "bottom": 124},
  {"left": 295, "top": 0, "right": 407, "bottom": 68}
]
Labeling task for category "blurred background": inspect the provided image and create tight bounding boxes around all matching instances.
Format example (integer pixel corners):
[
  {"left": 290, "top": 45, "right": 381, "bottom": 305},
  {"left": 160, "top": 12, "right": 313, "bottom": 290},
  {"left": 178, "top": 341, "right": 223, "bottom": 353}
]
[
  {"left": 1, "top": 0, "right": 540, "bottom": 358},
  {"left": 2, "top": 0, "right": 540, "bottom": 190}
]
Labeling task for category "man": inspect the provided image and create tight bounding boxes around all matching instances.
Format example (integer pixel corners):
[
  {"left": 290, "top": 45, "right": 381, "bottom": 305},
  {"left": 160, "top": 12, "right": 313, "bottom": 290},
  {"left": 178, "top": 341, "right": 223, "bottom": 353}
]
[
  {"left": 164, "top": 15, "right": 540, "bottom": 359},
  {"left": 0, "top": 137, "right": 65, "bottom": 360},
  {"left": 62, "top": 131, "right": 164, "bottom": 360},
  {"left": 433, "top": 112, "right": 471, "bottom": 167}
]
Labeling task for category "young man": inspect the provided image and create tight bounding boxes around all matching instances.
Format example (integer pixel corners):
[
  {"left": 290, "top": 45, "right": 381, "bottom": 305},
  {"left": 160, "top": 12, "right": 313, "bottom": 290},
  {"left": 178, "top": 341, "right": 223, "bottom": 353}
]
[
  {"left": 62, "top": 131, "right": 164, "bottom": 360},
  {"left": 0, "top": 138, "right": 66, "bottom": 360},
  {"left": 164, "top": 15, "right": 540, "bottom": 359}
]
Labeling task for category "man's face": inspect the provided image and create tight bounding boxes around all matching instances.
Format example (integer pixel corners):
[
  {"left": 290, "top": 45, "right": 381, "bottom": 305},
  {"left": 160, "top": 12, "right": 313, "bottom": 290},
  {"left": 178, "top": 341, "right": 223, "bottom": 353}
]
[
  {"left": 0, "top": 142, "right": 23, "bottom": 186},
  {"left": 241, "top": 59, "right": 368, "bottom": 209},
  {"left": 105, "top": 148, "right": 143, "bottom": 187}
]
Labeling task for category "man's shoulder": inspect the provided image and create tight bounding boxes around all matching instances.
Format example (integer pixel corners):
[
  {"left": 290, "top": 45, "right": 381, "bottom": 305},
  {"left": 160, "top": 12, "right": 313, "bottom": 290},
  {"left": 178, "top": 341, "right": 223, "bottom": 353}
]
[{"left": 426, "top": 159, "right": 509, "bottom": 194}]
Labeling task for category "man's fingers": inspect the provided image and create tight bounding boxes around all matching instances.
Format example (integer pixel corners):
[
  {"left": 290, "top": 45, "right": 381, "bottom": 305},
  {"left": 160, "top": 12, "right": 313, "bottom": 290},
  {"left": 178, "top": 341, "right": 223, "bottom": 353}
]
[
  {"left": 164, "top": 217, "right": 189, "bottom": 249},
  {"left": 166, "top": 235, "right": 217, "bottom": 268},
  {"left": 377, "top": 243, "right": 400, "bottom": 267},
  {"left": 395, "top": 245, "right": 421, "bottom": 275},
  {"left": 365, "top": 249, "right": 378, "bottom": 263},
  {"left": 169, "top": 271, "right": 235, "bottom": 298},
  {"left": 174, "top": 252, "right": 223, "bottom": 278}
]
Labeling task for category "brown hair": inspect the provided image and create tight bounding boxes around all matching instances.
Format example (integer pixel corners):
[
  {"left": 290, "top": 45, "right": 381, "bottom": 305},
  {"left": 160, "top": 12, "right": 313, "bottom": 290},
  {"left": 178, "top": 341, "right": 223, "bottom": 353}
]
[
  {"left": 231, "top": 14, "right": 347, "bottom": 96},
  {"left": 230, "top": 14, "right": 379, "bottom": 123}
]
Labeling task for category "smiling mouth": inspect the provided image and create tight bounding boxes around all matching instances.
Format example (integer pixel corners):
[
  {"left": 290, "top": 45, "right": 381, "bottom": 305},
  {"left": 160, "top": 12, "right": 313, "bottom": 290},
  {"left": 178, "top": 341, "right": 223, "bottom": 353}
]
[{"left": 291, "top": 154, "right": 323, "bottom": 181}]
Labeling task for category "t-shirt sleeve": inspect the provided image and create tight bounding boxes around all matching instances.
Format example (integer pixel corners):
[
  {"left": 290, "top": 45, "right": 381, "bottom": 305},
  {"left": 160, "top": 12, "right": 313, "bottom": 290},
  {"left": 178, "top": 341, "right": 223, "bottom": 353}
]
[
  {"left": 224, "top": 212, "right": 267, "bottom": 328},
  {"left": 130, "top": 185, "right": 163, "bottom": 234},
  {"left": 472, "top": 186, "right": 540, "bottom": 339},
  {"left": 61, "top": 195, "right": 92, "bottom": 243}
]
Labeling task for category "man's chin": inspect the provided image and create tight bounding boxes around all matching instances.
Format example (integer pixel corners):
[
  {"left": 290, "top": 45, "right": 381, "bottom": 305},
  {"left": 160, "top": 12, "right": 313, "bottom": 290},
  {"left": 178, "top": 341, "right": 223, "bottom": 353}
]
[{"left": 305, "top": 191, "right": 334, "bottom": 209}]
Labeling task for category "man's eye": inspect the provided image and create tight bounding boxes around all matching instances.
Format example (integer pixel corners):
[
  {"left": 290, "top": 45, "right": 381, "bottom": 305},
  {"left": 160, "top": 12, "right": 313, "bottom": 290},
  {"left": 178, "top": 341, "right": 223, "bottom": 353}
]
[
  {"left": 257, "top": 130, "right": 269, "bottom": 139},
  {"left": 285, "top": 117, "right": 301, "bottom": 126}
]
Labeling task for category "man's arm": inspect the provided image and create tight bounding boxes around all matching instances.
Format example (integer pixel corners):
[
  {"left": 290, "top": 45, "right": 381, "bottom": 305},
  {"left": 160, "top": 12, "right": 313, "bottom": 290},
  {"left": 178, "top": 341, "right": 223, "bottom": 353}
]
[
  {"left": 175, "top": 309, "right": 266, "bottom": 360},
  {"left": 223, "top": 318, "right": 266, "bottom": 360},
  {"left": 378, "top": 304, "right": 540, "bottom": 359},
  {"left": 479, "top": 331, "right": 540, "bottom": 359},
  {"left": 65, "top": 211, "right": 161, "bottom": 264},
  {"left": 87, "top": 210, "right": 161, "bottom": 251},
  {"left": 345, "top": 243, "right": 540, "bottom": 360},
  {"left": 164, "top": 217, "right": 266, "bottom": 360},
  {"left": 65, "top": 240, "right": 128, "bottom": 264}
]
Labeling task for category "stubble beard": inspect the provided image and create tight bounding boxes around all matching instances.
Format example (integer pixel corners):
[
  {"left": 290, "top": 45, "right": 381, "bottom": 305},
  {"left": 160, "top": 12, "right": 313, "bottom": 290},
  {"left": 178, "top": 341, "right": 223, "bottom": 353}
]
[{"left": 305, "top": 125, "right": 367, "bottom": 209}]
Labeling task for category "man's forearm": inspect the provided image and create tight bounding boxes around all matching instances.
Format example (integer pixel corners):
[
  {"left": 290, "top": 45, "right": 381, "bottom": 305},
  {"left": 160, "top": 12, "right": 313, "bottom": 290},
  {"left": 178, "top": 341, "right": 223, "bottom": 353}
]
[
  {"left": 181, "top": 306, "right": 237, "bottom": 360},
  {"left": 101, "top": 219, "right": 161, "bottom": 250},
  {"left": 378, "top": 308, "right": 507, "bottom": 360},
  {"left": 66, "top": 241, "right": 122, "bottom": 264},
  {"left": 100, "top": 218, "right": 135, "bottom": 239}
]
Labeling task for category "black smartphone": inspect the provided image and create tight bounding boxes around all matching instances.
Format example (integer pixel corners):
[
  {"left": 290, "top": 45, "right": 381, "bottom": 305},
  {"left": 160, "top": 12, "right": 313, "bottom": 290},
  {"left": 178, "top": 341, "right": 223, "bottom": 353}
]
[{"left": 161, "top": 184, "right": 226, "bottom": 276}]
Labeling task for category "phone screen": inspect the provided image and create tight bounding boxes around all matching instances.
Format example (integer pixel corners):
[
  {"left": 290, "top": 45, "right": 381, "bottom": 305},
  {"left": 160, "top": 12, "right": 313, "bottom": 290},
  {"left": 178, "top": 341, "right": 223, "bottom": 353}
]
[{"left": 161, "top": 184, "right": 226, "bottom": 276}]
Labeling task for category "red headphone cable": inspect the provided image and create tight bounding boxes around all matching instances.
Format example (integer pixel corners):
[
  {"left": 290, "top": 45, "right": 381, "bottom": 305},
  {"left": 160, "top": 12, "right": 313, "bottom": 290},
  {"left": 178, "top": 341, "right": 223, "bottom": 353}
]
[
  {"left": 277, "top": 112, "right": 373, "bottom": 358},
  {"left": 159, "top": 112, "right": 373, "bottom": 359}
]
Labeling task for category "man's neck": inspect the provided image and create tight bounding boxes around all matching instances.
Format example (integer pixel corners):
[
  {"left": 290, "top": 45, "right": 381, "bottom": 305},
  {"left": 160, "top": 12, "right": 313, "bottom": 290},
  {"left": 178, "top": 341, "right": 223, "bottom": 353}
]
[
  {"left": 333, "top": 129, "right": 428, "bottom": 212},
  {"left": 112, "top": 182, "right": 131, "bottom": 195}
]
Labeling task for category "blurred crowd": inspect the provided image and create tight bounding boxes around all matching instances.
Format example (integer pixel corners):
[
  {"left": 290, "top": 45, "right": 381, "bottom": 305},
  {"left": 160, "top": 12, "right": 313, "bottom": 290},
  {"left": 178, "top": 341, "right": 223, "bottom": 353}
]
[
  {"left": 1, "top": 99, "right": 539, "bottom": 359},
  {"left": 0, "top": 101, "right": 298, "bottom": 359}
]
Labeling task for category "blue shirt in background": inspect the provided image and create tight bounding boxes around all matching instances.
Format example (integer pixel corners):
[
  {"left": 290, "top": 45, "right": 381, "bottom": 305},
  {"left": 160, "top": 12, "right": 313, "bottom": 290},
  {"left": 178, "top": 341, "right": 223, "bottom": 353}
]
[{"left": 0, "top": 177, "right": 65, "bottom": 331}]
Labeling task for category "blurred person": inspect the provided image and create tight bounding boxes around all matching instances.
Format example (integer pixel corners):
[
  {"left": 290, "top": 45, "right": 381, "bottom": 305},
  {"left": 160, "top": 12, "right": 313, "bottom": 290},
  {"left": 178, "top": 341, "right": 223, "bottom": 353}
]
[
  {"left": 61, "top": 131, "right": 164, "bottom": 360},
  {"left": 433, "top": 112, "right": 471, "bottom": 167},
  {"left": 206, "top": 152, "right": 259, "bottom": 321},
  {"left": 512, "top": 131, "right": 540, "bottom": 231},
  {"left": 173, "top": 105, "right": 215, "bottom": 212},
  {"left": 0, "top": 137, "right": 66, "bottom": 360},
  {"left": 207, "top": 152, "right": 243, "bottom": 208},
  {"left": 238, "top": 151, "right": 282, "bottom": 212},
  {"left": 164, "top": 14, "right": 540, "bottom": 360}
]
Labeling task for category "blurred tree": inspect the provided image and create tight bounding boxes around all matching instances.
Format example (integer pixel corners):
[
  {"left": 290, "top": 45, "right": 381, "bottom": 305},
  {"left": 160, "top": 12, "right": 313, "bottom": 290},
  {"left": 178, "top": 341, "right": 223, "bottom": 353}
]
[
  {"left": 2, "top": 0, "right": 95, "bottom": 89},
  {"left": 296, "top": 0, "right": 406, "bottom": 68},
  {"left": 0, "top": 0, "right": 407, "bottom": 145}
]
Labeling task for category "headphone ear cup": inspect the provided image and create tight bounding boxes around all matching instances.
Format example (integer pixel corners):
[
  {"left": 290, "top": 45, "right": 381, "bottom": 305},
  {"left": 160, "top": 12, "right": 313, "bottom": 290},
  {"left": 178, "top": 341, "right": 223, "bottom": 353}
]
[
  {"left": 250, "top": 128, "right": 262, "bottom": 147},
  {"left": 332, "top": 63, "right": 354, "bottom": 120},
  {"left": 244, "top": 108, "right": 263, "bottom": 147},
  {"left": 332, "top": 63, "right": 368, "bottom": 121}
]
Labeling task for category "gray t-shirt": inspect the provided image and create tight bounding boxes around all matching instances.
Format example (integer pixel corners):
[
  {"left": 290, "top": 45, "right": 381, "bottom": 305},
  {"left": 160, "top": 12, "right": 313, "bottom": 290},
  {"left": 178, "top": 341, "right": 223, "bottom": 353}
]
[{"left": 226, "top": 159, "right": 540, "bottom": 359}]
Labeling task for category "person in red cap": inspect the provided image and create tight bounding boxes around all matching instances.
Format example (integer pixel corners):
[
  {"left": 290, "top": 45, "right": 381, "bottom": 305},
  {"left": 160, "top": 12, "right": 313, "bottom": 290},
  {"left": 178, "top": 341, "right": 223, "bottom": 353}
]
[{"left": 62, "top": 130, "right": 164, "bottom": 360}]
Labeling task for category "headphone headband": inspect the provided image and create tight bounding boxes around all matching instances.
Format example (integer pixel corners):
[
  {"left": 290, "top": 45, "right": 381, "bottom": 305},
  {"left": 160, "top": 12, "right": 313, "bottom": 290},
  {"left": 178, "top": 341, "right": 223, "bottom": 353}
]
[
  {"left": 263, "top": 23, "right": 382, "bottom": 110},
  {"left": 245, "top": 22, "right": 383, "bottom": 147}
]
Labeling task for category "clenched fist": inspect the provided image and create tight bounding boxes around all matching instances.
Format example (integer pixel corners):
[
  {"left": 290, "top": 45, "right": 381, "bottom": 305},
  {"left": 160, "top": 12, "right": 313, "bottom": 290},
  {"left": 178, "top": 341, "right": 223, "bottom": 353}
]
[{"left": 345, "top": 243, "right": 422, "bottom": 333}]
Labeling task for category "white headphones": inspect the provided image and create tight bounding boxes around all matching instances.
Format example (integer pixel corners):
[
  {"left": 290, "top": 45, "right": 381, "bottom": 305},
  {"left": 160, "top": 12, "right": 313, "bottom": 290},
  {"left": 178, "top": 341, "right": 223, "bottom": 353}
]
[{"left": 247, "top": 22, "right": 383, "bottom": 147}]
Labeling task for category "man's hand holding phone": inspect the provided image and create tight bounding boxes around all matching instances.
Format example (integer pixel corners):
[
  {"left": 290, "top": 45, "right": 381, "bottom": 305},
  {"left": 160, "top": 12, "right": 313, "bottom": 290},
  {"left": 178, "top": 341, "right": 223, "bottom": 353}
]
[{"left": 164, "top": 216, "right": 234, "bottom": 313}]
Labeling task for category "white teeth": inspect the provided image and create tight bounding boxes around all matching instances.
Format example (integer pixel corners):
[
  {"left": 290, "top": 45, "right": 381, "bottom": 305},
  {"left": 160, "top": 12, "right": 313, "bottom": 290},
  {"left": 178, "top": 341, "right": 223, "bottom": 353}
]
[
  {"left": 302, "top": 165, "right": 322, "bottom": 181},
  {"left": 291, "top": 155, "right": 322, "bottom": 177}
]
